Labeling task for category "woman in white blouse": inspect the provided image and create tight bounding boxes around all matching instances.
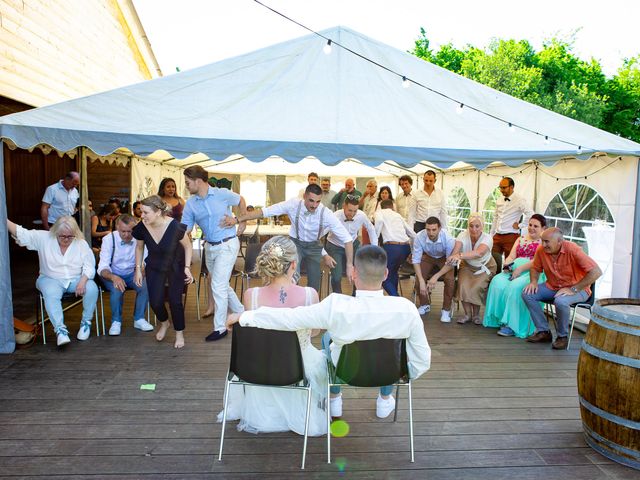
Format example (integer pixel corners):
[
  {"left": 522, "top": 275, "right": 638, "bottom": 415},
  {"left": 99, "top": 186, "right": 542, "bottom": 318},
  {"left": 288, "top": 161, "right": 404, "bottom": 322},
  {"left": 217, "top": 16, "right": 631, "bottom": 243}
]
[
  {"left": 449, "top": 213, "right": 497, "bottom": 325},
  {"left": 7, "top": 216, "right": 98, "bottom": 346}
]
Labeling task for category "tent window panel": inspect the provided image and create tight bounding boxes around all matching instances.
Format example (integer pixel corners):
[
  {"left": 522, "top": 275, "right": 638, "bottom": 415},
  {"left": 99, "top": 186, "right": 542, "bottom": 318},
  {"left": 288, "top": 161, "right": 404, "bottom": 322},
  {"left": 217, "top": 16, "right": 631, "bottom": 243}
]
[
  {"left": 481, "top": 187, "right": 501, "bottom": 233},
  {"left": 543, "top": 183, "right": 615, "bottom": 251},
  {"left": 447, "top": 187, "right": 471, "bottom": 237},
  {"left": 266, "top": 175, "right": 286, "bottom": 206}
]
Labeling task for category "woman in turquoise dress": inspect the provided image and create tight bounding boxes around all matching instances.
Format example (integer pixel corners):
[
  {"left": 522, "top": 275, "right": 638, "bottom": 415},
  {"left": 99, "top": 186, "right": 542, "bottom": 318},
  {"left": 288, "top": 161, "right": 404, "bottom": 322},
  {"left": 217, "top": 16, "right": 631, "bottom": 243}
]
[{"left": 483, "top": 214, "right": 547, "bottom": 338}]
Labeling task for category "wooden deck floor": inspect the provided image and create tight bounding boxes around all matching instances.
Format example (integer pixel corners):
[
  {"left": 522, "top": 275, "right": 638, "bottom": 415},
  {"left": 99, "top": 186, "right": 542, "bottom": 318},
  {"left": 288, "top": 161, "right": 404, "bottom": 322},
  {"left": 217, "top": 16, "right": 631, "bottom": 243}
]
[{"left": 0, "top": 271, "right": 637, "bottom": 479}]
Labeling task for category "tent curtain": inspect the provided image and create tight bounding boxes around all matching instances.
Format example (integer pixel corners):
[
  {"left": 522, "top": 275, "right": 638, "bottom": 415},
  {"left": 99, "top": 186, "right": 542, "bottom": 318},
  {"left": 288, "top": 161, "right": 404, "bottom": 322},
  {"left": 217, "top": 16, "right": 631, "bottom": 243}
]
[
  {"left": 0, "top": 141, "right": 16, "bottom": 353},
  {"left": 631, "top": 161, "right": 640, "bottom": 298}
]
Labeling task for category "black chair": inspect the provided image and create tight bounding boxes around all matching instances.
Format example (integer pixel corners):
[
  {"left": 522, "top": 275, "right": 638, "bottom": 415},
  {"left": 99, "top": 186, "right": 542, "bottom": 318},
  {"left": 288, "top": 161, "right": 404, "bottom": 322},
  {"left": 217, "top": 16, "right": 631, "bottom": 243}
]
[
  {"left": 567, "top": 282, "right": 596, "bottom": 349},
  {"left": 218, "top": 324, "right": 312, "bottom": 469},
  {"left": 326, "top": 338, "right": 414, "bottom": 463},
  {"left": 240, "top": 242, "right": 264, "bottom": 293}
]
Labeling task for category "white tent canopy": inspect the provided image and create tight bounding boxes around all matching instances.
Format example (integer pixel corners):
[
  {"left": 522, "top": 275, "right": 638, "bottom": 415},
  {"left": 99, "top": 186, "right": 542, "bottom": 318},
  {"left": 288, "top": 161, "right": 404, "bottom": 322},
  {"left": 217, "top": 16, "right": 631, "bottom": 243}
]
[{"left": 1, "top": 26, "right": 640, "bottom": 353}]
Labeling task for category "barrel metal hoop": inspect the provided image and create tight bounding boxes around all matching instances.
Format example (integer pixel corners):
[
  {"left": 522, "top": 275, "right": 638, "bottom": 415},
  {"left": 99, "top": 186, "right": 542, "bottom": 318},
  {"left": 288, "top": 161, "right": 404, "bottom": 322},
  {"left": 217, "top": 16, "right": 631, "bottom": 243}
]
[
  {"left": 579, "top": 396, "right": 640, "bottom": 430},
  {"left": 593, "top": 304, "right": 640, "bottom": 327},
  {"left": 581, "top": 341, "right": 640, "bottom": 368},
  {"left": 582, "top": 423, "right": 640, "bottom": 469},
  {"left": 590, "top": 314, "right": 640, "bottom": 337}
]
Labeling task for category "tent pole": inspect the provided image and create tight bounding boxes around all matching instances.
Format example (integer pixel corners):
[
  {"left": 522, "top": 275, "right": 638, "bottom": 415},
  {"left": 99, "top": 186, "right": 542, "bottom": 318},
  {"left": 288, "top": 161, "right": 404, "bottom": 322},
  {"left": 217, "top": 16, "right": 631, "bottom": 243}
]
[
  {"left": 533, "top": 161, "right": 539, "bottom": 212},
  {"left": 0, "top": 140, "right": 16, "bottom": 353},
  {"left": 475, "top": 170, "right": 481, "bottom": 212},
  {"left": 630, "top": 158, "right": 640, "bottom": 298},
  {"left": 79, "top": 147, "right": 91, "bottom": 244}
]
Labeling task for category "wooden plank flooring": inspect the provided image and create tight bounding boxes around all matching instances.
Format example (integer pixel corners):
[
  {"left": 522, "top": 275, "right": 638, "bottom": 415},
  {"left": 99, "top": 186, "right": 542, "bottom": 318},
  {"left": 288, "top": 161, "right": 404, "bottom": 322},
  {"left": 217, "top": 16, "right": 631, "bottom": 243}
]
[{"left": 0, "top": 270, "right": 638, "bottom": 479}]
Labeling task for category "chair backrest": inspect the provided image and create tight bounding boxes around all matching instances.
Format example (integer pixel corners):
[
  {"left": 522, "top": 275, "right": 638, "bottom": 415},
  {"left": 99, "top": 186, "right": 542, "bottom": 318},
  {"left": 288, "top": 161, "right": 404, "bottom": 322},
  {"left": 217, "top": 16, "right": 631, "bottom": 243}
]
[
  {"left": 230, "top": 324, "right": 305, "bottom": 386},
  {"left": 585, "top": 281, "right": 596, "bottom": 307},
  {"left": 335, "top": 338, "right": 408, "bottom": 387},
  {"left": 244, "top": 242, "right": 264, "bottom": 276}
]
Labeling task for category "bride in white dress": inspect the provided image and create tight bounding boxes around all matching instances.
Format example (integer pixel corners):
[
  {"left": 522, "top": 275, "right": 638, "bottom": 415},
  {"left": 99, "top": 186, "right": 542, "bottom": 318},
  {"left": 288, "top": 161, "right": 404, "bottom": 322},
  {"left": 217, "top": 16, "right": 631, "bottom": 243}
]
[{"left": 217, "top": 236, "right": 328, "bottom": 436}]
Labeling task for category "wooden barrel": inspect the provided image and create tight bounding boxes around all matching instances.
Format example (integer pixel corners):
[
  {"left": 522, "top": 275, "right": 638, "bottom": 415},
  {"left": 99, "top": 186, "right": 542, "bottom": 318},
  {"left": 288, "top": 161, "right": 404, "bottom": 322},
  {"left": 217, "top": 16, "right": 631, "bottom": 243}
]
[{"left": 577, "top": 298, "right": 640, "bottom": 469}]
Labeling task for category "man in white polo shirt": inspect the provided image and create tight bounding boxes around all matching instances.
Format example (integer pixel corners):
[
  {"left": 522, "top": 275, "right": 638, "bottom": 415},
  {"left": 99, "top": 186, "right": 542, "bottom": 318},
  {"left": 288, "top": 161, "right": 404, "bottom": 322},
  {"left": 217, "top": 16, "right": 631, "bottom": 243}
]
[{"left": 41, "top": 171, "right": 80, "bottom": 230}]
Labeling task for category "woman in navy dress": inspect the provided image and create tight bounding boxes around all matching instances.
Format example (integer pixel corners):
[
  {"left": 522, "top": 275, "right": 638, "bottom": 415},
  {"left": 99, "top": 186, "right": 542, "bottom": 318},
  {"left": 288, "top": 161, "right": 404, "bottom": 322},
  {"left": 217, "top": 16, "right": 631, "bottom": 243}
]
[{"left": 133, "top": 195, "right": 193, "bottom": 348}]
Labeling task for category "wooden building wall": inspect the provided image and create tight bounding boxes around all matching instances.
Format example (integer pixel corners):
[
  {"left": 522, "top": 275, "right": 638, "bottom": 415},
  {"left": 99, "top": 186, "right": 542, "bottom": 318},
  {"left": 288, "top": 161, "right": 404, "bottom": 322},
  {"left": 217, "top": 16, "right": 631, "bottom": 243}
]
[{"left": 87, "top": 159, "right": 130, "bottom": 210}]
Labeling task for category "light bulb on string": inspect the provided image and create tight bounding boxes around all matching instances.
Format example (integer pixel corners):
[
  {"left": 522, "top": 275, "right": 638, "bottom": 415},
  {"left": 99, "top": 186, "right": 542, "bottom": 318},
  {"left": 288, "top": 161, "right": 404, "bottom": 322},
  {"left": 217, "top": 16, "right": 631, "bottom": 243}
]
[
  {"left": 577, "top": 145, "right": 583, "bottom": 155},
  {"left": 456, "top": 103, "right": 464, "bottom": 115},
  {"left": 323, "top": 39, "right": 332, "bottom": 55},
  {"left": 508, "top": 123, "right": 515, "bottom": 133},
  {"left": 402, "top": 76, "right": 410, "bottom": 88},
  {"left": 544, "top": 136, "right": 550, "bottom": 145}
]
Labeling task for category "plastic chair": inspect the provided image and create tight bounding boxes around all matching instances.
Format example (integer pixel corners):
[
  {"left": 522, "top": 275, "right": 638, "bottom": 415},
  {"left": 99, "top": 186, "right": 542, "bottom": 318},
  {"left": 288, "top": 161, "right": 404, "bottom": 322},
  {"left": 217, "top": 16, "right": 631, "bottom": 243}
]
[
  {"left": 38, "top": 291, "right": 102, "bottom": 344},
  {"left": 326, "top": 338, "right": 414, "bottom": 463},
  {"left": 567, "top": 282, "right": 596, "bottom": 349},
  {"left": 218, "top": 324, "right": 312, "bottom": 469}
]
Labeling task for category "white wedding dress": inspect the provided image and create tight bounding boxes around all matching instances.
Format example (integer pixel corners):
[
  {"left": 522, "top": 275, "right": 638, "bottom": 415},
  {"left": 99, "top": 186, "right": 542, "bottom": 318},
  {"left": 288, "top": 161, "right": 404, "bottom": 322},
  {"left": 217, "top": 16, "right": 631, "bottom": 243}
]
[{"left": 217, "top": 287, "right": 328, "bottom": 436}]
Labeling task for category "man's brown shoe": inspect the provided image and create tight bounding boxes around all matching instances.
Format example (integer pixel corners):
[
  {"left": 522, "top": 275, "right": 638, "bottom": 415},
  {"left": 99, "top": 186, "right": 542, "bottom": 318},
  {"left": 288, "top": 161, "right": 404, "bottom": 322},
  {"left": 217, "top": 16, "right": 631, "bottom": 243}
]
[
  {"left": 552, "top": 336, "right": 568, "bottom": 349},
  {"left": 526, "top": 331, "right": 552, "bottom": 343}
]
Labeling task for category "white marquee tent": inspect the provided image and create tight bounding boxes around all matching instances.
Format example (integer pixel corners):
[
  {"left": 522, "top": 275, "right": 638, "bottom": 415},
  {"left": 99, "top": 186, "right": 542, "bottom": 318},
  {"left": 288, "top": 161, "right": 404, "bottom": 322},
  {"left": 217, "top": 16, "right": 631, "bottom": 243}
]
[{"left": 1, "top": 26, "right": 639, "bottom": 353}]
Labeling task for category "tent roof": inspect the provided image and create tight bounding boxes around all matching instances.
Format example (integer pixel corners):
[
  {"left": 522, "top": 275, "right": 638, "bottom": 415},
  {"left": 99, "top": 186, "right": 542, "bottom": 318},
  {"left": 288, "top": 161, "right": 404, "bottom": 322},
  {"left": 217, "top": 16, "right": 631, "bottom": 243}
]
[{"left": 1, "top": 26, "right": 639, "bottom": 168}]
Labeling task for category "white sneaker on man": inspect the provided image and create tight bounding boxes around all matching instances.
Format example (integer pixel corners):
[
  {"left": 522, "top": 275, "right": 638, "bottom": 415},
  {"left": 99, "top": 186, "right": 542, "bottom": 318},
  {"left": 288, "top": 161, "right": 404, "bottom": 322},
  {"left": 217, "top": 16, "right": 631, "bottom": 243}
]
[
  {"left": 134, "top": 319, "right": 154, "bottom": 332},
  {"left": 376, "top": 395, "right": 396, "bottom": 419},
  {"left": 417, "top": 304, "right": 431, "bottom": 315},
  {"left": 440, "top": 310, "right": 452, "bottom": 323},
  {"left": 330, "top": 394, "right": 343, "bottom": 417},
  {"left": 109, "top": 322, "right": 122, "bottom": 336},
  {"left": 77, "top": 324, "right": 91, "bottom": 341},
  {"left": 56, "top": 332, "right": 71, "bottom": 346}
]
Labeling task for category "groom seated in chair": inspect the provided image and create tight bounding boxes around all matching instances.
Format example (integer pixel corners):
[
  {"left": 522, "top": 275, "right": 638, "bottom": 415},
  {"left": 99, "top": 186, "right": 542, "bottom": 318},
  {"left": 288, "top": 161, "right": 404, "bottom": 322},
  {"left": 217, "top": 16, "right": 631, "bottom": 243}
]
[{"left": 226, "top": 245, "right": 431, "bottom": 419}]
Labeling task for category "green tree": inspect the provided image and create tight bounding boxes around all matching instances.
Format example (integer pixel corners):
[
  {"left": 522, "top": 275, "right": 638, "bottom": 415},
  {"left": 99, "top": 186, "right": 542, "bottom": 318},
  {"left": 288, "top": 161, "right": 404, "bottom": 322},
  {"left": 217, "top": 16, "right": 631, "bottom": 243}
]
[{"left": 603, "top": 56, "right": 640, "bottom": 141}]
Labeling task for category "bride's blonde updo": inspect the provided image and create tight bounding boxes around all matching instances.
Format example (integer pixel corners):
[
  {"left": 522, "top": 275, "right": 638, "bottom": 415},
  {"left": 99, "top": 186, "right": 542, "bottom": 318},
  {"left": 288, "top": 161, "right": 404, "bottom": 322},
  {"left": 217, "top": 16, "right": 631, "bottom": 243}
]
[{"left": 253, "top": 235, "right": 298, "bottom": 282}]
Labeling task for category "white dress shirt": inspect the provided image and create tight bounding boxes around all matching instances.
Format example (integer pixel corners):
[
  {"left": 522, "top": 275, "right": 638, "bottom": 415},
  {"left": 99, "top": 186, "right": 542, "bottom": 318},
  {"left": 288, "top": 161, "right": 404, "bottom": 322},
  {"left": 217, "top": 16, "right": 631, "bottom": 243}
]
[
  {"left": 328, "top": 210, "right": 377, "bottom": 248},
  {"left": 410, "top": 188, "right": 448, "bottom": 229},
  {"left": 412, "top": 229, "right": 456, "bottom": 264},
  {"left": 41, "top": 181, "right": 79, "bottom": 224},
  {"left": 15, "top": 226, "right": 95, "bottom": 286},
  {"left": 396, "top": 191, "right": 415, "bottom": 223},
  {"left": 240, "top": 289, "right": 431, "bottom": 380},
  {"left": 263, "top": 198, "right": 351, "bottom": 244},
  {"left": 98, "top": 231, "right": 146, "bottom": 277},
  {"left": 490, "top": 191, "right": 534, "bottom": 235},
  {"left": 375, "top": 208, "right": 416, "bottom": 244}
]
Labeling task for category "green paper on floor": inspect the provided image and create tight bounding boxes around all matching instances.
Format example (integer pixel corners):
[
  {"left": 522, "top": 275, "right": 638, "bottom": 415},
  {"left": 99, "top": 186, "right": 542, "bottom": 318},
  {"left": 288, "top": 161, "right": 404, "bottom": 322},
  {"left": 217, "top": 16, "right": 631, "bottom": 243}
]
[{"left": 140, "top": 384, "right": 156, "bottom": 391}]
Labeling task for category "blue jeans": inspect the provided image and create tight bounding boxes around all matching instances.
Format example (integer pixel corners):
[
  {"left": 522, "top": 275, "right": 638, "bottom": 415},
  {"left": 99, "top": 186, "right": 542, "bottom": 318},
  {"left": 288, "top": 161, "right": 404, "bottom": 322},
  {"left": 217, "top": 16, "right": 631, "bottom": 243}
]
[
  {"left": 36, "top": 275, "right": 99, "bottom": 335},
  {"left": 101, "top": 272, "right": 149, "bottom": 325},
  {"left": 325, "top": 240, "right": 359, "bottom": 295},
  {"left": 521, "top": 283, "right": 589, "bottom": 337},
  {"left": 382, "top": 243, "right": 411, "bottom": 297},
  {"left": 322, "top": 332, "right": 392, "bottom": 396}
]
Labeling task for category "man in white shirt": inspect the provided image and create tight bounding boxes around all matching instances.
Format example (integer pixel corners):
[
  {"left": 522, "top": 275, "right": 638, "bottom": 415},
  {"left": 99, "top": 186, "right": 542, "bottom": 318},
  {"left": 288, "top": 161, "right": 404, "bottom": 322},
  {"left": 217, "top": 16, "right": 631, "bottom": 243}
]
[
  {"left": 375, "top": 200, "right": 416, "bottom": 296},
  {"left": 320, "top": 177, "right": 337, "bottom": 210},
  {"left": 41, "top": 171, "right": 80, "bottom": 230},
  {"left": 325, "top": 196, "right": 377, "bottom": 294},
  {"left": 409, "top": 170, "right": 447, "bottom": 232},
  {"left": 396, "top": 175, "right": 415, "bottom": 223},
  {"left": 359, "top": 179, "right": 378, "bottom": 221},
  {"left": 226, "top": 245, "right": 431, "bottom": 419},
  {"left": 98, "top": 214, "right": 154, "bottom": 336},
  {"left": 412, "top": 217, "right": 458, "bottom": 322},
  {"left": 490, "top": 177, "right": 534, "bottom": 271},
  {"left": 297, "top": 172, "right": 319, "bottom": 199},
  {"left": 228, "top": 184, "right": 353, "bottom": 292}
]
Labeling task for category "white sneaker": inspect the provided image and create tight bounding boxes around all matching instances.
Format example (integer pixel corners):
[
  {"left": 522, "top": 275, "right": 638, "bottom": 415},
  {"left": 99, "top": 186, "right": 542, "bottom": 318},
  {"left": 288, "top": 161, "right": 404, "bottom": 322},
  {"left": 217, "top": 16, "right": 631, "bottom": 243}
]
[
  {"left": 133, "top": 319, "right": 154, "bottom": 332},
  {"left": 417, "top": 304, "right": 431, "bottom": 315},
  {"left": 56, "top": 332, "right": 71, "bottom": 346},
  {"left": 77, "top": 324, "right": 91, "bottom": 341},
  {"left": 330, "top": 395, "right": 343, "bottom": 417},
  {"left": 109, "top": 322, "right": 121, "bottom": 336},
  {"left": 376, "top": 395, "right": 396, "bottom": 419},
  {"left": 440, "top": 310, "right": 452, "bottom": 323}
]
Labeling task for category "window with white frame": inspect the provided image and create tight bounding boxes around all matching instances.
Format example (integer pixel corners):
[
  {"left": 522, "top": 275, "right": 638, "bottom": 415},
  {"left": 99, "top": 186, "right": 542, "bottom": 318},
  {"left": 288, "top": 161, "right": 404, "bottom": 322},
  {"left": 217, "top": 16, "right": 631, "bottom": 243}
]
[
  {"left": 544, "top": 183, "right": 615, "bottom": 249},
  {"left": 447, "top": 187, "right": 471, "bottom": 237},
  {"left": 481, "top": 187, "right": 501, "bottom": 233}
]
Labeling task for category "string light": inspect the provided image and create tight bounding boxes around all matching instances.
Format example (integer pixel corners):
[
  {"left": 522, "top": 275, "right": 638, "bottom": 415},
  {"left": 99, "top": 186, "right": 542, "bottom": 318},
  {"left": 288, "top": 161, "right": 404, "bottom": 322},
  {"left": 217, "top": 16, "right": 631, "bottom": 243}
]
[
  {"left": 323, "top": 39, "right": 332, "bottom": 55},
  {"left": 544, "top": 136, "right": 550, "bottom": 145},
  {"left": 456, "top": 103, "right": 464, "bottom": 115},
  {"left": 402, "top": 76, "right": 410, "bottom": 89},
  {"left": 577, "top": 145, "right": 583, "bottom": 154},
  {"left": 508, "top": 123, "right": 515, "bottom": 133}
]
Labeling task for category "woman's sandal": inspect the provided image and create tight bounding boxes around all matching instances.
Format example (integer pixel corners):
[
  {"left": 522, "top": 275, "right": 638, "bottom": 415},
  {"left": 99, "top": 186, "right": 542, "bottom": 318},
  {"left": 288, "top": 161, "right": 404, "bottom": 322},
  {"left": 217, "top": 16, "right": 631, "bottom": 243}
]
[
  {"left": 457, "top": 315, "right": 471, "bottom": 324},
  {"left": 472, "top": 316, "right": 482, "bottom": 325}
]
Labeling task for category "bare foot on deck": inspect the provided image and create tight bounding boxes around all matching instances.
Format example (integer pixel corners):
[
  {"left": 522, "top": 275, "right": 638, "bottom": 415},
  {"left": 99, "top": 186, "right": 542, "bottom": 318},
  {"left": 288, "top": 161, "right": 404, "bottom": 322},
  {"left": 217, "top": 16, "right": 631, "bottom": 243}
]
[
  {"left": 174, "top": 331, "right": 185, "bottom": 349},
  {"left": 156, "top": 321, "right": 169, "bottom": 342}
]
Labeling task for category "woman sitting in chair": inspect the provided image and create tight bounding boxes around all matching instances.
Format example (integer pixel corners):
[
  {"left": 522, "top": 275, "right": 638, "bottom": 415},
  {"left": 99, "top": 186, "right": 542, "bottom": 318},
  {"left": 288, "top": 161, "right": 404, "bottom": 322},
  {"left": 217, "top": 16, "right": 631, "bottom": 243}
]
[
  {"left": 6, "top": 216, "right": 98, "bottom": 346},
  {"left": 218, "top": 235, "right": 327, "bottom": 436},
  {"left": 483, "top": 214, "right": 547, "bottom": 338}
]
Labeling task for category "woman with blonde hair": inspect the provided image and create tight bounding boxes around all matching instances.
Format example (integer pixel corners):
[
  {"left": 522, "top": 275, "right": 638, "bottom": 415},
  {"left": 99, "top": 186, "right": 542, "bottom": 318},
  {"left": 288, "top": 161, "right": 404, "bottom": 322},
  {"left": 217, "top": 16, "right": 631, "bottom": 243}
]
[
  {"left": 449, "top": 213, "right": 497, "bottom": 324},
  {"left": 158, "top": 177, "right": 185, "bottom": 223},
  {"left": 133, "top": 195, "right": 193, "bottom": 349},
  {"left": 218, "top": 235, "right": 327, "bottom": 436},
  {"left": 6, "top": 216, "right": 98, "bottom": 346}
]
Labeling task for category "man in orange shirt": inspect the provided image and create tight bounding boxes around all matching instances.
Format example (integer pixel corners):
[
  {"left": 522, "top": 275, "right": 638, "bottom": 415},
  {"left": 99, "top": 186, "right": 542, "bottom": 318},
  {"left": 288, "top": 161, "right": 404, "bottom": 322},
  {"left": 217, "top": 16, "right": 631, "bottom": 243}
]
[{"left": 522, "top": 227, "right": 602, "bottom": 349}]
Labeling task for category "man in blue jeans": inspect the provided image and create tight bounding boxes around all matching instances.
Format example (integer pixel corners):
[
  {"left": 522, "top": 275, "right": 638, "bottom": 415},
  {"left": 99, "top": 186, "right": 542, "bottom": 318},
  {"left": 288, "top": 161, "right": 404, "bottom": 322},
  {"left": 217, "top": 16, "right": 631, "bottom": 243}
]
[
  {"left": 98, "top": 214, "right": 153, "bottom": 336},
  {"left": 227, "top": 245, "right": 431, "bottom": 419}
]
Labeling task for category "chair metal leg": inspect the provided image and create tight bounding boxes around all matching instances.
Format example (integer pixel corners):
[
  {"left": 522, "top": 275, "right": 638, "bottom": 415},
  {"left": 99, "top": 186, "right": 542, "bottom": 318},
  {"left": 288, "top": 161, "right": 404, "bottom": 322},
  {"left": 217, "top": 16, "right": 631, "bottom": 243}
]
[
  {"left": 39, "top": 294, "right": 46, "bottom": 345},
  {"left": 301, "top": 386, "right": 312, "bottom": 469},
  {"left": 327, "top": 381, "right": 332, "bottom": 464},
  {"left": 217, "top": 377, "right": 232, "bottom": 462},
  {"left": 393, "top": 384, "right": 400, "bottom": 422},
  {"left": 567, "top": 306, "right": 577, "bottom": 350},
  {"left": 408, "top": 382, "right": 414, "bottom": 463},
  {"left": 195, "top": 276, "right": 202, "bottom": 321}
]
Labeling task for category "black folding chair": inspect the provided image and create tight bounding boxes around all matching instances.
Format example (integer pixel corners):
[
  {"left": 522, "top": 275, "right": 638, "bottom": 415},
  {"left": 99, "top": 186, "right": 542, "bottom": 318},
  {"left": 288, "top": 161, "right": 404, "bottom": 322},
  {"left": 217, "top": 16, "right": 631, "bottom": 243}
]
[
  {"left": 567, "top": 282, "right": 596, "bottom": 349},
  {"left": 326, "top": 338, "right": 414, "bottom": 463},
  {"left": 240, "top": 242, "right": 264, "bottom": 293},
  {"left": 218, "top": 324, "right": 312, "bottom": 469}
]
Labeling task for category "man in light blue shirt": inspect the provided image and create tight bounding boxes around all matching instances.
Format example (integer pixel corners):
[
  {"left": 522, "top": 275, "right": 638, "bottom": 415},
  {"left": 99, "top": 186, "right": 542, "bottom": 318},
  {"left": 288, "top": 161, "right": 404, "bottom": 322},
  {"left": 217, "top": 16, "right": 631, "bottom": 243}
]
[
  {"left": 182, "top": 166, "right": 246, "bottom": 342},
  {"left": 41, "top": 171, "right": 80, "bottom": 229},
  {"left": 412, "top": 216, "right": 458, "bottom": 322}
]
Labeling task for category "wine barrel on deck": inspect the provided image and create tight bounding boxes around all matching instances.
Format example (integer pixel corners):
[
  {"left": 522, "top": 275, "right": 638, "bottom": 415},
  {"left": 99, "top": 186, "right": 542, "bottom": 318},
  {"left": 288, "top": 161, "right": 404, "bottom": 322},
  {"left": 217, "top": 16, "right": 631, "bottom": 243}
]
[{"left": 577, "top": 298, "right": 640, "bottom": 469}]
